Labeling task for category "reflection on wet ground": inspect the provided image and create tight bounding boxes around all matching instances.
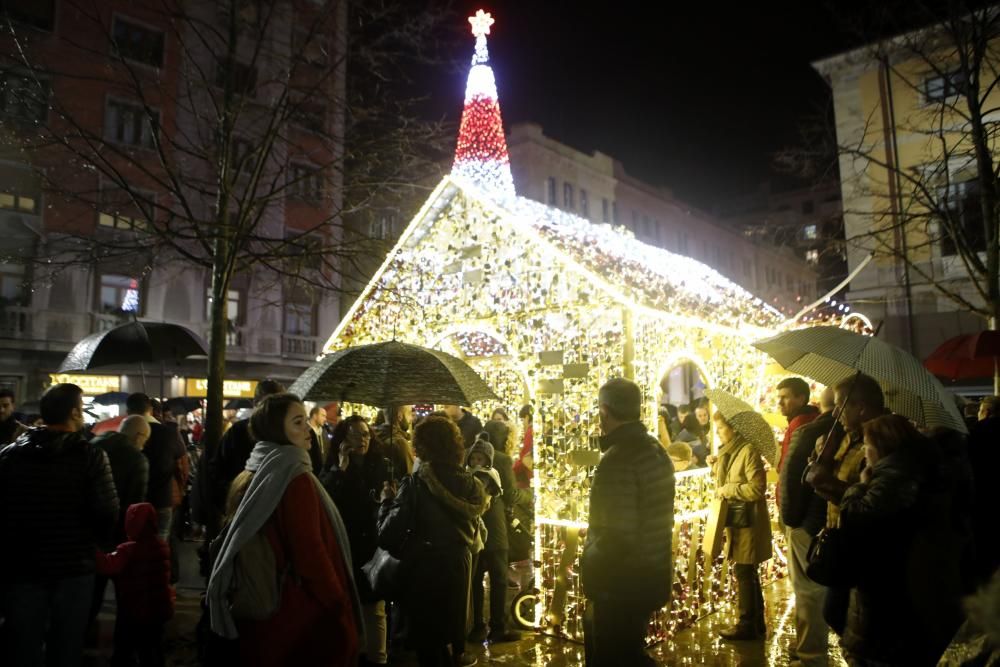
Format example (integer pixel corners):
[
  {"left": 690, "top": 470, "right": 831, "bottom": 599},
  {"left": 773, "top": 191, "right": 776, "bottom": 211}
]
[{"left": 464, "top": 577, "right": 847, "bottom": 666}]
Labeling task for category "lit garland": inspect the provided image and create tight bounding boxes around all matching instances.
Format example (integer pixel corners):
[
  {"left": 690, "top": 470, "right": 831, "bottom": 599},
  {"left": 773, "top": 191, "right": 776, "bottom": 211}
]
[{"left": 451, "top": 10, "right": 516, "bottom": 198}]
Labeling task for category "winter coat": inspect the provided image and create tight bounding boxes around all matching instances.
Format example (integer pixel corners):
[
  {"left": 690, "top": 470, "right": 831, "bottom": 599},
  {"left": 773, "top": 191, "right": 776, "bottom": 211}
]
[
  {"left": 238, "top": 473, "right": 359, "bottom": 666},
  {"left": 209, "top": 419, "right": 255, "bottom": 510},
  {"left": 320, "top": 450, "right": 392, "bottom": 602},
  {"left": 377, "top": 463, "right": 487, "bottom": 649},
  {"left": 92, "top": 431, "right": 149, "bottom": 544},
  {"left": 582, "top": 421, "right": 675, "bottom": 608},
  {"left": 776, "top": 404, "right": 820, "bottom": 505},
  {"left": 481, "top": 450, "right": 519, "bottom": 553},
  {"left": 839, "top": 442, "right": 963, "bottom": 665},
  {"left": 714, "top": 437, "right": 772, "bottom": 565},
  {"left": 779, "top": 413, "right": 837, "bottom": 536},
  {"left": 968, "top": 416, "right": 1000, "bottom": 584},
  {"left": 95, "top": 502, "right": 174, "bottom": 624},
  {"left": 0, "top": 427, "right": 118, "bottom": 582},
  {"left": 144, "top": 420, "right": 180, "bottom": 510},
  {"left": 0, "top": 416, "right": 27, "bottom": 445},
  {"left": 456, "top": 410, "right": 483, "bottom": 450}
]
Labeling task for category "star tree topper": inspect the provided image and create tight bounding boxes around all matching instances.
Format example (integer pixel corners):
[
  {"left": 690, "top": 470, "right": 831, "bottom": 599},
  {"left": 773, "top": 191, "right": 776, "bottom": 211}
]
[{"left": 468, "top": 10, "right": 495, "bottom": 38}]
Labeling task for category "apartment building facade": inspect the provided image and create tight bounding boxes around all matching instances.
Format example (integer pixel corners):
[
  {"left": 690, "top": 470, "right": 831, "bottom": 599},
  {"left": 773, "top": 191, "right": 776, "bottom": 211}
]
[
  {"left": 507, "top": 123, "right": 818, "bottom": 314},
  {"left": 813, "top": 21, "right": 998, "bottom": 360},
  {"left": 717, "top": 181, "right": 847, "bottom": 295},
  {"left": 0, "top": 0, "right": 345, "bottom": 403}
]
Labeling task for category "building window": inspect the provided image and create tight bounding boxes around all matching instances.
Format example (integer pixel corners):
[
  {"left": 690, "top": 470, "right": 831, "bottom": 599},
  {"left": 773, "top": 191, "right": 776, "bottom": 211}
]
[
  {"left": 563, "top": 182, "right": 574, "bottom": 209},
  {"left": 546, "top": 177, "right": 556, "bottom": 205},
  {"left": 601, "top": 197, "right": 609, "bottom": 222},
  {"left": 369, "top": 214, "right": 393, "bottom": 240},
  {"left": 611, "top": 201, "right": 618, "bottom": 224},
  {"left": 925, "top": 70, "right": 964, "bottom": 102},
  {"left": 803, "top": 224, "right": 818, "bottom": 240},
  {"left": 801, "top": 200, "right": 814, "bottom": 214},
  {"left": 230, "top": 137, "right": 257, "bottom": 175},
  {"left": 0, "top": 267, "right": 25, "bottom": 306},
  {"left": 112, "top": 16, "right": 165, "bottom": 68},
  {"left": 2, "top": 0, "right": 55, "bottom": 31},
  {"left": 0, "top": 163, "right": 40, "bottom": 214},
  {"left": 288, "top": 163, "right": 322, "bottom": 201},
  {"left": 99, "top": 274, "right": 141, "bottom": 315},
  {"left": 579, "top": 189, "right": 588, "bottom": 217},
  {"left": 0, "top": 70, "right": 48, "bottom": 124},
  {"left": 216, "top": 58, "right": 257, "bottom": 97},
  {"left": 806, "top": 249, "right": 819, "bottom": 264},
  {"left": 940, "top": 180, "right": 986, "bottom": 256},
  {"left": 98, "top": 187, "right": 153, "bottom": 231},
  {"left": 205, "top": 288, "right": 242, "bottom": 324},
  {"left": 284, "top": 302, "right": 314, "bottom": 336},
  {"left": 105, "top": 99, "right": 159, "bottom": 148},
  {"left": 290, "top": 99, "right": 326, "bottom": 133}
]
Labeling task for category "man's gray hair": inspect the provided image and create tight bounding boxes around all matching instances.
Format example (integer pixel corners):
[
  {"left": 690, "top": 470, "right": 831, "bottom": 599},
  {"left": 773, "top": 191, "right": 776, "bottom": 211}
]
[{"left": 598, "top": 378, "right": 642, "bottom": 422}]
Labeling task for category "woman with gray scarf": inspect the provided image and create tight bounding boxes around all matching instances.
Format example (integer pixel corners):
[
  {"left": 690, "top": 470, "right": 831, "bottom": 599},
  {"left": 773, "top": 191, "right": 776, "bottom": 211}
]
[{"left": 207, "top": 393, "right": 363, "bottom": 666}]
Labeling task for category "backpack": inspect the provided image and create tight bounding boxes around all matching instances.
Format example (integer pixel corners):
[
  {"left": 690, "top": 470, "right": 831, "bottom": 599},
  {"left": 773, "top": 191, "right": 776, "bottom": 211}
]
[{"left": 226, "top": 524, "right": 289, "bottom": 621}]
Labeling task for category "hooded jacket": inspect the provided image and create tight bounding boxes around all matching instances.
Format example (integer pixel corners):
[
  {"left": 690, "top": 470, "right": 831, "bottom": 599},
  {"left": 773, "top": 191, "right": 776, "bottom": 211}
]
[
  {"left": 0, "top": 427, "right": 118, "bottom": 582},
  {"left": 95, "top": 502, "right": 174, "bottom": 624},
  {"left": 582, "top": 421, "right": 675, "bottom": 607}
]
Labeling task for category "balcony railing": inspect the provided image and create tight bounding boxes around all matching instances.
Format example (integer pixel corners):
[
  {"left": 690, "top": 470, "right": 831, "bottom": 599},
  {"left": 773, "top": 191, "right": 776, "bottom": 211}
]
[
  {"left": 0, "top": 306, "right": 31, "bottom": 337},
  {"left": 282, "top": 334, "right": 318, "bottom": 358}
]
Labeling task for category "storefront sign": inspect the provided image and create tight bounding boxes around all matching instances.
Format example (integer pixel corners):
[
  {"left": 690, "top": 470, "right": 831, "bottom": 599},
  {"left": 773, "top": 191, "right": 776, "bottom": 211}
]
[
  {"left": 48, "top": 373, "right": 121, "bottom": 395},
  {"left": 185, "top": 378, "right": 258, "bottom": 399}
]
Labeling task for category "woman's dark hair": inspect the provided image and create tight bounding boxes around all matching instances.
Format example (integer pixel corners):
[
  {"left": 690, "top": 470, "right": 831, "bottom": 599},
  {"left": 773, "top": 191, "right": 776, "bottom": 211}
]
[
  {"left": 41, "top": 383, "right": 83, "bottom": 425},
  {"left": 681, "top": 413, "right": 703, "bottom": 436},
  {"left": 329, "top": 414, "right": 370, "bottom": 464},
  {"left": 413, "top": 415, "right": 464, "bottom": 466},
  {"left": 491, "top": 407, "right": 510, "bottom": 421},
  {"left": 862, "top": 414, "right": 923, "bottom": 457},
  {"left": 248, "top": 393, "right": 303, "bottom": 445},
  {"left": 518, "top": 404, "right": 533, "bottom": 420}
]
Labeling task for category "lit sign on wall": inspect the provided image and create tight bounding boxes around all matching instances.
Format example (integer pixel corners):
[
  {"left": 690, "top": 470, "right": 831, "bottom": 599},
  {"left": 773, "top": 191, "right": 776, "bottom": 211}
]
[
  {"left": 48, "top": 374, "right": 121, "bottom": 395},
  {"left": 185, "top": 378, "right": 258, "bottom": 399}
]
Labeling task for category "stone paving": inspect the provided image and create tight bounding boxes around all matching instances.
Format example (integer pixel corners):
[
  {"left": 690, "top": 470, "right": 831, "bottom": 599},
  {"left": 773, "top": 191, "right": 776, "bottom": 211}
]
[{"left": 85, "top": 540, "right": 848, "bottom": 666}]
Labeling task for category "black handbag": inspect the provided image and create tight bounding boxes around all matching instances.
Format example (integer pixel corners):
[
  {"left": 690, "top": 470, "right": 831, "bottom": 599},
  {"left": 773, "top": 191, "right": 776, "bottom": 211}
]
[
  {"left": 725, "top": 500, "right": 754, "bottom": 528},
  {"left": 806, "top": 527, "right": 855, "bottom": 587},
  {"left": 362, "top": 547, "right": 406, "bottom": 600}
]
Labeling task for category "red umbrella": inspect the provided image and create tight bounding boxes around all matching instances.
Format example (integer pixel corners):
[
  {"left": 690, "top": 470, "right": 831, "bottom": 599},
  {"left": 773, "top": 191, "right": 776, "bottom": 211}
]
[{"left": 924, "top": 331, "right": 1000, "bottom": 380}]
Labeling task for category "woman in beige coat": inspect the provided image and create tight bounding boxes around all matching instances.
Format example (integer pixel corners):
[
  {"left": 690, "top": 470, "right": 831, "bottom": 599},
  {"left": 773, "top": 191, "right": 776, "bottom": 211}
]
[{"left": 712, "top": 410, "right": 772, "bottom": 641}]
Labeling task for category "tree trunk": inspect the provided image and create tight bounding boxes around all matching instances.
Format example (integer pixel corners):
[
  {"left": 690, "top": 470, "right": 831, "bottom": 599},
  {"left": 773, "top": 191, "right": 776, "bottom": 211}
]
[
  {"left": 203, "top": 243, "right": 232, "bottom": 462},
  {"left": 991, "top": 314, "right": 999, "bottom": 396}
]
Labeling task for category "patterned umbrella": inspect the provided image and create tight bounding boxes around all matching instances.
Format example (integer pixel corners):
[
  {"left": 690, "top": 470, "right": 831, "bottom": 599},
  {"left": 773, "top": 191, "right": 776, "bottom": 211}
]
[
  {"left": 288, "top": 340, "right": 499, "bottom": 407},
  {"left": 753, "top": 326, "right": 967, "bottom": 433},
  {"left": 703, "top": 388, "right": 777, "bottom": 466}
]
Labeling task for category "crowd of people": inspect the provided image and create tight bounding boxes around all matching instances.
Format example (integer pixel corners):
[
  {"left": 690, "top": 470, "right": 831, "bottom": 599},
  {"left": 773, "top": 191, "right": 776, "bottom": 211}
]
[{"left": 0, "top": 371, "right": 997, "bottom": 667}]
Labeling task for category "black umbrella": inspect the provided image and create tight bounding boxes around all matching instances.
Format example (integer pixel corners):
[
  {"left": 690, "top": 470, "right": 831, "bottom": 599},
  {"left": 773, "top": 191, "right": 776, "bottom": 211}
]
[
  {"left": 59, "top": 321, "right": 207, "bottom": 371},
  {"left": 224, "top": 398, "right": 253, "bottom": 411},
  {"left": 92, "top": 391, "right": 130, "bottom": 406},
  {"left": 288, "top": 340, "right": 499, "bottom": 406},
  {"left": 165, "top": 397, "right": 204, "bottom": 415}
]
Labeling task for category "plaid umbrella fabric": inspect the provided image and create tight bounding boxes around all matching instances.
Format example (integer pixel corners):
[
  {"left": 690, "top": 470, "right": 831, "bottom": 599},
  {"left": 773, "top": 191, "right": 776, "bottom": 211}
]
[
  {"left": 288, "top": 340, "right": 499, "bottom": 406},
  {"left": 753, "top": 326, "right": 967, "bottom": 434},
  {"left": 703, "top": 388, "right": 777, "bottom": 466}
]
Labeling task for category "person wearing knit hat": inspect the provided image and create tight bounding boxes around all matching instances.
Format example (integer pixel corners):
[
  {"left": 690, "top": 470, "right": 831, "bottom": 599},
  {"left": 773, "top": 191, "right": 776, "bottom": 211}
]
[
  {"left": 465, "top": 432, "right": 495, "bottom": 469},
  {"left": 468, "top": 424, "right": 522, "bottom": 644}
]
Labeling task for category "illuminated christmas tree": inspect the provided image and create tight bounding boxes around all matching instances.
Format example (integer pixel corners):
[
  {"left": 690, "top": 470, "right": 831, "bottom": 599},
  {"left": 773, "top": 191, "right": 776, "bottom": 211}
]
[{"left": 451, "top": 10, "right": 516, "bottom": 197}]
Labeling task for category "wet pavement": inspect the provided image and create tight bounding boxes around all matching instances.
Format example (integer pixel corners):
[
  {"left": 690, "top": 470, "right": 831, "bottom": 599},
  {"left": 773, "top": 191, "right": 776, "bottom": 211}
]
[{"left": 86, "top": 540, "right": 848, "bottom": 666}]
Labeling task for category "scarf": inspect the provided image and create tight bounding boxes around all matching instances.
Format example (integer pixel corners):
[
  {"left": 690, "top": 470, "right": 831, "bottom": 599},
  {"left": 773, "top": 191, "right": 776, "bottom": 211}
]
[
  {"left": 417, "top": 463, "right": 488, "bottom": 520},
  {"left": 207, "top": 442, "right": 364, "bottom": 642}
]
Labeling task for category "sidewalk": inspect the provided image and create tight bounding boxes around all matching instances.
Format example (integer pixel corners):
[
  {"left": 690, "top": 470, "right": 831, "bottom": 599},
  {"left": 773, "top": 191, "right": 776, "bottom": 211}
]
[{"left": 86, "top": 540, "right": 845, "bottom": 666}]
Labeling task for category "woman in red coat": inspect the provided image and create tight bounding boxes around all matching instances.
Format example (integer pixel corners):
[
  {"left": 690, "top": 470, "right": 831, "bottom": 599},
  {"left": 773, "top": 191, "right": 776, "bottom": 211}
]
[{"left": 208, "top": 393, "right": 362, "bottom": 667}]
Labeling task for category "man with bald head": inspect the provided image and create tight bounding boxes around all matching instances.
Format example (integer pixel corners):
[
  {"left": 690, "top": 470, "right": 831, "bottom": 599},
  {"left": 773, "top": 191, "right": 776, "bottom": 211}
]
[{"left": 93, "top": 415, "right": 150, "bottom": 541}]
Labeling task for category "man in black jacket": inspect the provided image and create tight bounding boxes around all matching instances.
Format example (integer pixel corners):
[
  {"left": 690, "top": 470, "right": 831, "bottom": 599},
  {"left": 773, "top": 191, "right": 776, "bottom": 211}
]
[
  {"left": 581, "top": 378, "right": 674, "bottom": 667},
  {"left": 780, "top": 404, "right": 839, "bottom": 667},
  {"left": 444, "top": 404, "right": 483, "bottom": 450},
  {"left": 0, "top": 388, "right": 27, "bottom": 445},
  {"left": 0, "top": 383, "right": 118, "bottom": 666}
]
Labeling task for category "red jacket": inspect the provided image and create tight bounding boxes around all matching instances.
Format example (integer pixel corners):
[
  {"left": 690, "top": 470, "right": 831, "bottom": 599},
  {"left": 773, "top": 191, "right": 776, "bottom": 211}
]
[
  {"left": 238, "top": 473, "right": 359, "bottom": 667},
  {"left": 95, "top": 502, "right": 175, "bottom": 624},
  {"left": 776, "top": 405, "right": 820, "bottom": 505}
]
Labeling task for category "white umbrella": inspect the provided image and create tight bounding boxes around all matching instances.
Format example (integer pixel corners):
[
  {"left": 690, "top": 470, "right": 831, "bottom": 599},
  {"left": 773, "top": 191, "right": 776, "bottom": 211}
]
[
  {"left": 703, "top": 388, "right": 777, "bottom": 466},
  {"left": 753, "top": 326, "right": 966, "bottom": 433}
]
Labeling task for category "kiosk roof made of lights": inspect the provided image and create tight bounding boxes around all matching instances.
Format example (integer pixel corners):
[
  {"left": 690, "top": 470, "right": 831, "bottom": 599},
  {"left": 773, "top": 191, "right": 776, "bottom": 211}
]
[{"left": 322, "top": 10, "right": 835, "bottom": 640}]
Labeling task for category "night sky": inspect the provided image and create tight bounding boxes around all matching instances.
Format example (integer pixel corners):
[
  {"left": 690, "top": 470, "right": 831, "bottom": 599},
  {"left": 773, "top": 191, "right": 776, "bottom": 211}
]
[{"left": 416, "top": 1, "right": 885, "bottom": 207}]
